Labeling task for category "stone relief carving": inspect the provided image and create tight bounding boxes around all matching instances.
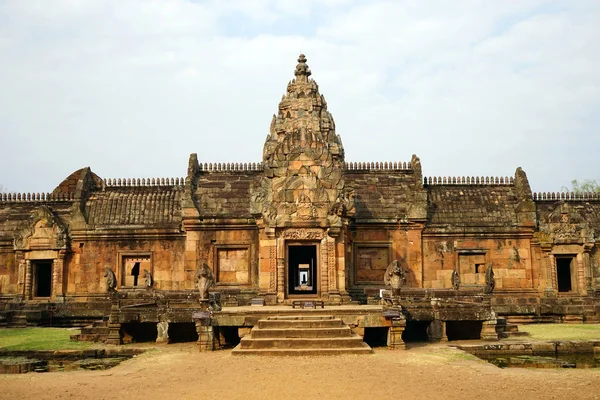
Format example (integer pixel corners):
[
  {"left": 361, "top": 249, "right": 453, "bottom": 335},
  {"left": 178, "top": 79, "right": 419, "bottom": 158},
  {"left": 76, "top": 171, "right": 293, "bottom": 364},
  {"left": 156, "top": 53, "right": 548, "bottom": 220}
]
[
  {"left": 14, "top": 205, "right": 68, "bottom": 251},
  {"left": 253, "top": 54, "right": 348, "bottom": 231},
  {"left": 277, "top": 228, "right": 325, "bottom": 240},
  {"left": 544, "top": 201, "right": 590, "bottom": 243}
]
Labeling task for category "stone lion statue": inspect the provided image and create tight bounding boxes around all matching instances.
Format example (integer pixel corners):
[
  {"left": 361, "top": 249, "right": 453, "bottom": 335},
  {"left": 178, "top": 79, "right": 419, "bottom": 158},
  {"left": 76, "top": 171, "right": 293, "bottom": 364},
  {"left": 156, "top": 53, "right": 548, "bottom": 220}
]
[
  {"left": 104, "top": 267, "right": 116, "bottom": 292},
  {"left": 384, "top": 260, "right": 406, "bottom": 295},
  {"left": 195, "top": 263, "right": 214, "bottom": 300}
]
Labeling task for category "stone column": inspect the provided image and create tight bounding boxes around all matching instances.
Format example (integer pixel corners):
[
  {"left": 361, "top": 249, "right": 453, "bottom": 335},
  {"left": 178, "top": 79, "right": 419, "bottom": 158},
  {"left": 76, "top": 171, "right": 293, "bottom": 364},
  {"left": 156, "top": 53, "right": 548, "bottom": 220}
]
[
  {"left": 320, "top": 237, "right": 329, "bottom": 297},
  {"left": 24, "top": 260, "right": 32, "bottom": 299},
  {"left": 276, "top": 237, "right": 285, "bottom": 303},
  {"left": 52, "top": 250, "right": 66, "bottom": 298},
  {"left": 387, "top": 318, "right": 406, "bottom": 350},
  {"left": 105, "top": 293, "right": 122, "bottom": 345},
  {"left": 195, "top": 319, "right": 215, "bottom": 351},
  {"left": 576, "top": 253, "right": 586, "bottom": 295}
]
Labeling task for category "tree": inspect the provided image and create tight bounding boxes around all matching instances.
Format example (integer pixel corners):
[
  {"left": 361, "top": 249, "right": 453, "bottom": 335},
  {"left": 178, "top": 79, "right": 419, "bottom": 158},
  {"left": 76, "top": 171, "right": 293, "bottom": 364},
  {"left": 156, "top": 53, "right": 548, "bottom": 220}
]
[{"left": 562, "top": 179, "right": 600, "bottom": 194}]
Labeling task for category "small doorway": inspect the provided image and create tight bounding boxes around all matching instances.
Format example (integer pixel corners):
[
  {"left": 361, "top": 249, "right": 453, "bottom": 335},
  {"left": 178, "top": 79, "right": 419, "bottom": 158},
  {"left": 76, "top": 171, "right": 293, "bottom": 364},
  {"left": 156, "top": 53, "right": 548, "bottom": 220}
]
[
  {"left": 33, "top": 260, "right": 52, "bottom": 297},
  {"left": 556, "top": 256, "right": 575, "bottom": 293},
  {"left": 288, "top": 244, "right": 318, "bottom": 295}
]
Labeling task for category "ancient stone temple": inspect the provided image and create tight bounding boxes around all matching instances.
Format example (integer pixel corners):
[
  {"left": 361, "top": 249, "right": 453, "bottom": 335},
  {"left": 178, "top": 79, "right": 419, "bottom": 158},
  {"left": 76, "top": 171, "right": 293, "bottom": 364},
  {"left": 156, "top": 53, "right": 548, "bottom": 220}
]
[{"left": 0, "top": 55, "right": 599, "bottom": 348}]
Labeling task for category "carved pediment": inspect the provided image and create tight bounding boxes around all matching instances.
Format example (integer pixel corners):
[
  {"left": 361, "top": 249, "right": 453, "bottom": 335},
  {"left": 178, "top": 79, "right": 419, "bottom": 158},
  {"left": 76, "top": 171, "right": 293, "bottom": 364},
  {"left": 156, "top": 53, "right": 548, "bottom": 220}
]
[
  {"left": 14, "top": 206, "right": 68, "bottom": 250},
  {"left": 544, "top": 201, "right": 592, "bottom": 244}
]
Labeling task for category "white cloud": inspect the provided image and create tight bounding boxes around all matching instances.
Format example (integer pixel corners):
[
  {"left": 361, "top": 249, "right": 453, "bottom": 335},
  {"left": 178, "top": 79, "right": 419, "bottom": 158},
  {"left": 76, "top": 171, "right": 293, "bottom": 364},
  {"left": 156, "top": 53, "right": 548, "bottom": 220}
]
[{"left": 0, "top": 0, "right": 598, "bottom": 194}]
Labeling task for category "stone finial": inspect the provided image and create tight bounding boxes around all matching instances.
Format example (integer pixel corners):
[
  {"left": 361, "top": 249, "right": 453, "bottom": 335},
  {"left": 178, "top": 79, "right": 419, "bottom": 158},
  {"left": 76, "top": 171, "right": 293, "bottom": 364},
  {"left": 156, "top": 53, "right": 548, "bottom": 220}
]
[
  {"left": 294, "top": 54, "right": 311, "bottom": 82},
  {"left": 514, "top": 167, "right": 533, "bottom": 200}
]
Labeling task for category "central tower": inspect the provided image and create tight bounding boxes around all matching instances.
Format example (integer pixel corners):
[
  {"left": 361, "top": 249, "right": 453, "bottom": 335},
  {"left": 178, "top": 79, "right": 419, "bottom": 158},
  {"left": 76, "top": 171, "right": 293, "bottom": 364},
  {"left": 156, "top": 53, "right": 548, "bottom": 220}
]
[{"left": 253, "top": 54, "right": 352, "bottom": 302}]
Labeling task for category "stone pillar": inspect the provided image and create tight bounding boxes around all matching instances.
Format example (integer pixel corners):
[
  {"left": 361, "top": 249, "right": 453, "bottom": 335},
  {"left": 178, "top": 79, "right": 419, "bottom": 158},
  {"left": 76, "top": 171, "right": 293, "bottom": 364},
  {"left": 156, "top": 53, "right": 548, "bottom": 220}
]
[
  {"left": 52, "top": 250, "right": 66, "bottom": 298},
  {"left": 576, "top": 253, "right": 586, "bottom": 295},
  {"left": 388, "top": 318, "right": 406, "bottom": 350},
  {"left": 276, "top": 237, "right": 285, "bottom": 303},
  {"left": 195, "top": 319, "right": 215, "bottom": 351},
  {"left": 24, "top": 260, "right": 32, "bottom": 299},
  {"left": 480, "top": 319, "right": 499, "bottom": 341},
  {"left": 105, "top": 294, "right": 122, "bottom": 345},
  {"left": 320, "top": 237, "right": 329, "bottom": 298},
  {"left": 156, "top": 321, "right": 169, "bottom": 344}
]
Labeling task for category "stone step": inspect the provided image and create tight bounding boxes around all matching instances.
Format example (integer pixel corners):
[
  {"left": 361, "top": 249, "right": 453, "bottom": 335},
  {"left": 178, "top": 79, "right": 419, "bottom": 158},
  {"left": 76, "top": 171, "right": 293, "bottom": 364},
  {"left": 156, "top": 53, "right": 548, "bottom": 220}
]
[
  {"left": 251, "top": 326, "right": 352, "bottom": 339},
  {"left": 268, "top": 315, "right": 335, "bottom": 320},
  {"left": 258, "top": 318, "right": 343, "bottom": 329},
  {"left": 232, "top": 345, "right": 373, "bottom": 356},
  {"left": 81, "top": 327, "right": 109, "bottom": 335},
  {"left": 503, "top": 324, "right": 520, "bottom": 333},
  {"left": 239, "top": 335, "right": 365, "bottom": 349}
]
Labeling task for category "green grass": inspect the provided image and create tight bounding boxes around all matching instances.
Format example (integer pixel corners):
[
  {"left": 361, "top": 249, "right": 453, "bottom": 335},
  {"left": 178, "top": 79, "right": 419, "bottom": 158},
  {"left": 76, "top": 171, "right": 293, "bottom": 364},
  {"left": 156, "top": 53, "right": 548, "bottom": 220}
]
[
  {"left": 520, "top": 324, "right": 600, "bottom": 341},
  {"left": 0, "top": 328, "right": 98, "bottom": 351}
]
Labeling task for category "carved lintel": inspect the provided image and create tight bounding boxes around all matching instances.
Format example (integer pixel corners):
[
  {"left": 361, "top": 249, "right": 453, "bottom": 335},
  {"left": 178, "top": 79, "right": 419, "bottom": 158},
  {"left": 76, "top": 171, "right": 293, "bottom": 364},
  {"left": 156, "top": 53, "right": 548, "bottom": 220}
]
[{"left": 278, "top": 228, "right": 325, "bottom": 240}]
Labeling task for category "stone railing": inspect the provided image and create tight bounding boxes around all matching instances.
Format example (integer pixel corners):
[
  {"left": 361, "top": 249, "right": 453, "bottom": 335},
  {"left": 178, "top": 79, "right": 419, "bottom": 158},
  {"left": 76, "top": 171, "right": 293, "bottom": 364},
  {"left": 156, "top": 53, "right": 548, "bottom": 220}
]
[
  {"left": 103, "top": 177, "right": 185, "bottom": 187},
  {"left": 344, "top": 161, "right": 412, "bottom": 171},
  {"left": 198, "top": 162, "right": 264, "bottom": 172},
  {"left": 424, "top": 176, "right": 514, "bottom": 185},
  {"left": 0, "top": 192, "right": 75, "bottom": 202},
  {"left": 533, "top": 191, "right": 600, "bottom": 201}
]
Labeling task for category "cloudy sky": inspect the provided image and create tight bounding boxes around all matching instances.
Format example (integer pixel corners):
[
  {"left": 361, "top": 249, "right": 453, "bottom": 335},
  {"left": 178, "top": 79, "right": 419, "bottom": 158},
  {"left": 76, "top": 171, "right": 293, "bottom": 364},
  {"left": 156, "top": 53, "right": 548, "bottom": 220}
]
[{"left": 0, "top": 0, "right": 598, "bottom": 194}]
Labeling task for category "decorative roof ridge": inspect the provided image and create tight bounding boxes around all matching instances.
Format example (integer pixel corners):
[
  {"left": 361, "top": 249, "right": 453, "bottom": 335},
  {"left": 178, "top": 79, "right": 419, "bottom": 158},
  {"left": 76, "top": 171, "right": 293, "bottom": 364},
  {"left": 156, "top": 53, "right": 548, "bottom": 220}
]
[
  {"left": 197, "top": 162, "right": 264, "bottom": 172},
  {"left": 0, "top": 192, "right": 75, "bottom": 202},
  {"left": 533, "top": 191, "right": 600, "bottom": 201},
  {"left": 103, "top": 177, "right": 185, "bottom": 188},
  {"left": 424, "top": 176, "right": 514, "bottom": 186},
  {"left": 344, "top": 161, "right": 413, "bottom": 171}
]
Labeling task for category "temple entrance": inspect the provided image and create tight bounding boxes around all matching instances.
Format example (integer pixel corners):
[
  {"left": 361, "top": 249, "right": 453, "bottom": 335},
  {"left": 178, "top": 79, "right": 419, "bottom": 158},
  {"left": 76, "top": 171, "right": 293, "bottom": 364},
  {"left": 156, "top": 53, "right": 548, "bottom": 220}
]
[
  {"left": 287, "top": 244, "right": 318, "bottom": 296},
  {"left": 33, "top": 260, "right": 52, "bottom": 297},
  {"left": 556, "top": 256, "right": 575, "bottom": 293}
]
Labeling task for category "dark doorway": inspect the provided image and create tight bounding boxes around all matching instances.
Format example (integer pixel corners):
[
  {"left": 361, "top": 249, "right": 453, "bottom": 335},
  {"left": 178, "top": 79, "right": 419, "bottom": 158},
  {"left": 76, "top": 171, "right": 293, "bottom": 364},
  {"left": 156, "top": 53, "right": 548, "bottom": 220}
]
[
  {"left": 121, "top": 323, "right": 157, "bottom": 343},
  {"left": 168, "top": 323, "right": 199, "bottom": 343},
  {"left": 364, "top": 327, "right": 389, "bottom": 347},
  {"left": 446, "top": 321, "right": 483, "bottom": 340},
  {"left": 131, "top": 262, "right": 140, "bottom": 286},
  {"left": 556, "top": 257, "right": 574, "bottom": 292},
  {"left": 288, "top": 244, "right": 317, "bottom": 295},
  {"left": 33, "top": 261, "right": 52, "bottom": 297},
  {"left": 402, "top": 320, "right": 430, "bottom": 342}
]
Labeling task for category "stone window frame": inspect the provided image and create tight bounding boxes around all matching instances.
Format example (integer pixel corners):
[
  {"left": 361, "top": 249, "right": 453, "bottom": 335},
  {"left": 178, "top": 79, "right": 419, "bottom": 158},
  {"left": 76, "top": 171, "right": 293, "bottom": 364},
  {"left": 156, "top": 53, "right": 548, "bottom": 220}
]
[
  {"left": 116, "top": 251, "right": 154, "bottom": 289},
  {"left": 352, "top": 241, "right": 392, "bottom": 286},
  {"left": 455, "top": 249, "right": 489, "bottom": 287},
  {"left": 213, "top": 244, "right": 251, "bottom": 287}
]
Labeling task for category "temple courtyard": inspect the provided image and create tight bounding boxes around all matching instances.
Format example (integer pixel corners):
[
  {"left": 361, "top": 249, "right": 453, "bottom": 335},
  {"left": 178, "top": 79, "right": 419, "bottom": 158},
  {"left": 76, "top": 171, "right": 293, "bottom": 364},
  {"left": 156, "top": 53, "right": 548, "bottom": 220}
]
[{"left": 1, "top": 340, "right": 599, "bottom": 400}]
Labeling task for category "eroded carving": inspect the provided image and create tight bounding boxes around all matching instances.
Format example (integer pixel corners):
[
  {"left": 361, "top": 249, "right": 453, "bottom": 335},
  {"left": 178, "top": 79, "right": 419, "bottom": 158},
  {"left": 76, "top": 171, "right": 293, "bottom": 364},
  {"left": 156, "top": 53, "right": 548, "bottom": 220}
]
[
  {"left": 278, "top": 228, "right": 325, "bottom": 240},
  {"left": 384, "top": 260, "right": 406, "bottom": 295},
  {"left": 484, "top": 264, "right": 495, "bottom": 294},
  {"left": 195, "top": 263, "right": 214, "bottom": 300},
  {"left": 104, "top": 267, "right": 117, "bottom": 292}
]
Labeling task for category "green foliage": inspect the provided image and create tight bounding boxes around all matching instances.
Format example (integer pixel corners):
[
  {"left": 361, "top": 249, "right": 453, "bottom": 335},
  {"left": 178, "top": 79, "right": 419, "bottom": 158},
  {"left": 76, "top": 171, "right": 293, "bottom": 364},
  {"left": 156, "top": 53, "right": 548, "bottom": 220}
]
[
  {"left": 562, "top": 179, "right": 600, "bottom": 194},
  {"left": 0, "top": 328, "right": 96, "bottom": 351}
]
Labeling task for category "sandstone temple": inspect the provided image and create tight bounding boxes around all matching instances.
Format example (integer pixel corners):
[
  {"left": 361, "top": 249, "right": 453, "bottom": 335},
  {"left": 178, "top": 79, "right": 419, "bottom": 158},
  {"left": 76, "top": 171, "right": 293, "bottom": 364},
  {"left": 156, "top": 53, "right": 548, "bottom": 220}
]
[{"left": 0, "top": 55, "right": 599, "bottom": 351}]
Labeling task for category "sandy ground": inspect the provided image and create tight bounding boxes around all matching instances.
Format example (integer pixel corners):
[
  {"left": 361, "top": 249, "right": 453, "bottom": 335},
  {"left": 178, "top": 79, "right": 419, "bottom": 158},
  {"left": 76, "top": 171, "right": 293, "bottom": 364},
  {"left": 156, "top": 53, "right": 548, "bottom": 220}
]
[{"left": 1, "top": 343, "right": 599, "bottom": 400}]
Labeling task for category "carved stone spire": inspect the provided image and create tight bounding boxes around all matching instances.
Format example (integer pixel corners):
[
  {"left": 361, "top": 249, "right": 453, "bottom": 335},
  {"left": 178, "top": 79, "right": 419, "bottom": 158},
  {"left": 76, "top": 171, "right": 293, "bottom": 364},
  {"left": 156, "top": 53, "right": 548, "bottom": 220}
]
[
  {"left": 254, "top": 54, "right": 347, "bottom": 232},
  {"left": 294, "top": 53, "right": 311, "bottom": 82}
]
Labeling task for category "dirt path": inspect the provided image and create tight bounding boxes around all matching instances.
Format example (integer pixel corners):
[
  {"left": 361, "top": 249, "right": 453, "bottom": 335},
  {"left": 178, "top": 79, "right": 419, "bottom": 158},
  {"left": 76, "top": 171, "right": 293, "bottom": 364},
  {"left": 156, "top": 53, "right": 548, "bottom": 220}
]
[{"left": 1, "top": 344, "right": 599, "bottom": 400}]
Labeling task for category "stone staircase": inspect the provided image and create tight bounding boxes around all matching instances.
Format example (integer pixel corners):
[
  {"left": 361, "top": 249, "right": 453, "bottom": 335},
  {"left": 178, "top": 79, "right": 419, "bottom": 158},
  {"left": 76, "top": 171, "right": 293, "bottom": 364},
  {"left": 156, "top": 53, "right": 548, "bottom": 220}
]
[
  {"left": 70, "top": 320, "right": 110, "bottom": 343},
  {"left": 232, "top": 315, "right": 373, "bottom": 356},
  {"left": 496, "top": 317, "right": 529, "bottom": 339}
]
